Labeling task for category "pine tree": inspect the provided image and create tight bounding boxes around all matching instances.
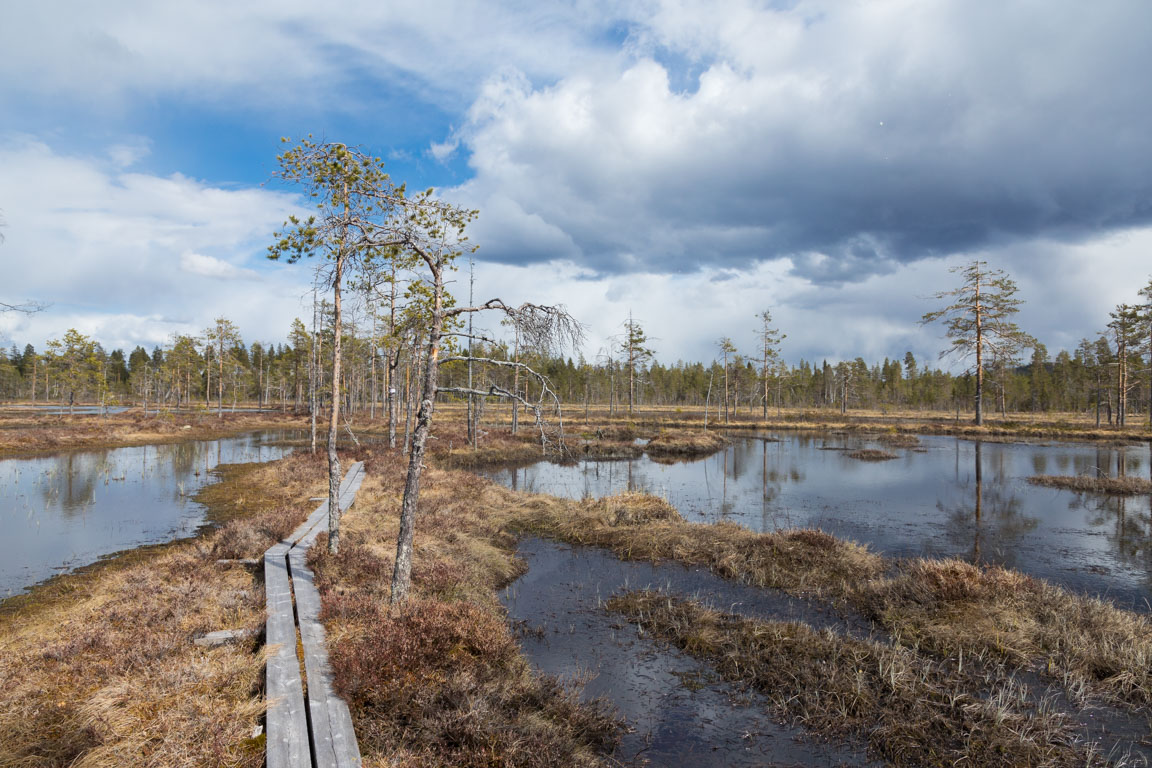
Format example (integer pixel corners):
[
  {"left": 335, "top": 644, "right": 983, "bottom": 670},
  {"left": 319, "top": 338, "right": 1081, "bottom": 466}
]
[
  {"left": 756, "top": 310, "right": 785, "bottom": 418},
  {"left": 620, "top": 313, "right": 653, "bottom": 415},
  {"left": 921, "top": 260, "right": 1030, "bottom": 425}
]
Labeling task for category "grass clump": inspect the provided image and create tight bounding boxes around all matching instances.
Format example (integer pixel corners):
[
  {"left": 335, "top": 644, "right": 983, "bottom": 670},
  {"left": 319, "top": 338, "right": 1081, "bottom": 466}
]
[
  {"left": 644, "top": 430, "right": 728, "bottom": 460},
  {"left": 573, "top": 439, "right": 644, "bottom": 460},
  {"left": 513, "top": 492, "right": 883, "bottom": 597},
  {"left": 876, "top": 433, "right": 921, "bottom": 448},
  {"left": 610, "top": 591, "right": 1101, "bottom": 767},
  {"left": 854, "top": 558, "right": 1152, "bottom": 708},
  {"left": 846, "top": 448, "right": 899, "bottom": 461},
  {"left": 327, "top": 597, "right": 619, "bottom": 768},
  {"left": 582, "top": 491, "right": 682, "bottom": 526},
  {"left": 1028, "top": 474, "right": 1152, "bottom": 495},
  {"left": 504, "top": 483, "right": 1152, "bottom": 713},
  {"left": 0, "top": 409, "right": 304, "bottom": 458}
]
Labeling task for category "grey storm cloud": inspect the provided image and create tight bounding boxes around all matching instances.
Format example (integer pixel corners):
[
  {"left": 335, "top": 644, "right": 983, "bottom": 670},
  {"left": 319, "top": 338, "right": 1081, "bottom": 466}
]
[{"left": 448, "top": 1, "right": 1152, "bottom": 283}]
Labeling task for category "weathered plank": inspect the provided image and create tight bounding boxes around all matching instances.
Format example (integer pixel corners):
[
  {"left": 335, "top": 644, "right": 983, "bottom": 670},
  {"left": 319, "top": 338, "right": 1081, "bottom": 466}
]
[
  {"left": 265, "top": 461, "right": 365, "bottom": 768},
  {"left": 264, "top": 542, "right": 310, "bottom": 768},
  {"left": 193, "top": 628, "right": 254, "bottom": 647},
  {"left": 289, "top": 548, "right": 362, "bottom": 768},
  {"left": 289, "top": 460, "right": 363, "bottom": 768}
]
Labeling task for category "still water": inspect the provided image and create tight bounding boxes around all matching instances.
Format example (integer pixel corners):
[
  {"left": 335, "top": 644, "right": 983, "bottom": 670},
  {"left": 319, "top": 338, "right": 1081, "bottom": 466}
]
[
  {"left": 503, "top": 537, "right": 877, "bottom": 767},
  {"left": 489, "top": 433, "right": 1152, "bottom": 611},
  {"left": 0, "top": 432, "right": 294, "bottom": 597}
]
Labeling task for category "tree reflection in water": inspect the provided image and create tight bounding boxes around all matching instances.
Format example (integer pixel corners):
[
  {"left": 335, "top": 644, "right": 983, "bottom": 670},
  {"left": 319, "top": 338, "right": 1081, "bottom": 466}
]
[{"left": 942, "top": 441, "right": 1038, "bottom": 568}]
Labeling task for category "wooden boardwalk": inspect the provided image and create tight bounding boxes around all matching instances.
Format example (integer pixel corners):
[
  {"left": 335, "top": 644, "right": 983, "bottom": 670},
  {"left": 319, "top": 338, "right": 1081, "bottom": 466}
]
[{"left": 265, "top": 461, "right": 365, "bottom": 768}]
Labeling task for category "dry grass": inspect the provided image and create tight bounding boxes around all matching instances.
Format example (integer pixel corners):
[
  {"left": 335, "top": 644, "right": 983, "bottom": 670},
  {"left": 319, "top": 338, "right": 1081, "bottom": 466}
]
[
  {"left": 307, "top": 456, "right": 625, "bottom": 768},
  {"left": 876, "top": 433, "right": 922, "bottom": 448},
  {"left": 512, "top": 491, "right": 884, "bottom": 597},
  {"left": 572, "top": 439, "right": 644, "bottom": 460},
  {"left": 0, "top": 452, "right": 329, "bottom": 768},
  {"left": 643, "top": 430, "right": 728, "bottom": 460},
  {"left": 460, "top": 402, "right": 1152, "bottom": 444},
  {"left": 846, "top": 448, "right": 899, "bottom": 461},
  {"left": 423, "top": 423, "right": 552, "bottom": 469},
  {"left": 610, "top": 591, "right": 1102, "bottom": 767},
  {"left": 1028, "top": 474, "right": 1152, "bottom": 495},
  {"left": 0, "top": 410, "right": 305, "bottom": 458},
  {"left": 854, "top": 559, "right": 1152, "bottom": 709}
]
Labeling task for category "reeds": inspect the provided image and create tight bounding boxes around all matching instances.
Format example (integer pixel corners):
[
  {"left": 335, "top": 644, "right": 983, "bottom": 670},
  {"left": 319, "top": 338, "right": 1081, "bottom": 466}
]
[
  {"left": 611, "top": 591, "right": 1102, "bottom": 767},
  {"left": 644, "top": 430, "right": 728, "bottom": 459},
  {"left": 505, "top": 486, "right": 1152, "bottom": 711},
  {"left": 1028, "top": 474, "right": 1152, "bottom": 494},
  {"left": 846, "top": 448, "right": 899, "bottom": 461}
]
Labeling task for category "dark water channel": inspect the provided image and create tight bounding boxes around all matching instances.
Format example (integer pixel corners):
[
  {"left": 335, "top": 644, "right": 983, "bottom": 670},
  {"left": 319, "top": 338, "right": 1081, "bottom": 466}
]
[
  {"left": 490, "top": 432, "right": 1152, "bottom": 611},
  {"left": 503, "top": 537, "right": 877, "bottom": 767},
  {"left": 0, "top": 431, "right": 295, "bottom": 597}
]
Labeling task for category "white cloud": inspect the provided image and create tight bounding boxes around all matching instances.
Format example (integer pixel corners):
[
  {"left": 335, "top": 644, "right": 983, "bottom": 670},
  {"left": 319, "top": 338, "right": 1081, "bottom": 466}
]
[
  {"left": 0, "top": 1, "right": 629, "bottom": 111},
  {"left": 0, "top": 137, "right": 310, "bottom": 350},
  {"left": 105, "top": 138, "right": 151, "bottom": 169},
  {"left": 3, "top": 1, "right": 1151, "bottom": 366},
  {"left": 429, "top": 138, "right": 459, "bottom": 163},
  {"left": 434, "top": 1, "right": 1152, "bottom": 283},
  {"left": 179, "top": 251, "right": 258, "bottom": 280}
]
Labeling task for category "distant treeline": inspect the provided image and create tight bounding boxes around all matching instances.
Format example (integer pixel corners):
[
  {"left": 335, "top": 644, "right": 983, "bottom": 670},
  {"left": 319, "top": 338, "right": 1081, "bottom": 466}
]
[{"left": 0, "top": 322, "right": 1142, "bottom": 424}]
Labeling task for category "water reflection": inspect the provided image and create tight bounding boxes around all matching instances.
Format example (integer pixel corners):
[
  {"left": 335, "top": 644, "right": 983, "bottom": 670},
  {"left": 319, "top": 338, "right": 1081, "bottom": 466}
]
[
  {"left": 0, "top": 432, "right": 295, "bottom": 597},
  {"left": 941, "top": 442, "right": 1038, "bottom": 568},
  {"left": 488, "top": 433, "right": 1152, "bottom": 611}
]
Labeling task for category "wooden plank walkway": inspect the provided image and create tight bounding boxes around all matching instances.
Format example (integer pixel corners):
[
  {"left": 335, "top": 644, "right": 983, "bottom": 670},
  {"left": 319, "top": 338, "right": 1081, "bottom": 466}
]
[{"left": 265, "top": 461, "right": 365, "bottom": 768}]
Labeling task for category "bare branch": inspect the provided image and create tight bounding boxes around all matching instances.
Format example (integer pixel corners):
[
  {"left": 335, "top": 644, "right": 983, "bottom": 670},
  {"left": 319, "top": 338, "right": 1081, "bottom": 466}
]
[
  {"left": 446, "top": 299, "right": 584, "bottom": 356},
  {"left": 0, "top": 300, "right": 49, "bottom": 315}
]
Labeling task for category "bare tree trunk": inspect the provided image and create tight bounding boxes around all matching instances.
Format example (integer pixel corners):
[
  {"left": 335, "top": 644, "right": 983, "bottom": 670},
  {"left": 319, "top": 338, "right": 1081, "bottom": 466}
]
[
  {"left": 387, "top": 265, "right": 398, "bottom": 449},
  {"left": 369, "top": 296, "right": 377, "bottom": 421},
  {"left": 217, "top": 340, "right": 224, "bottom": 419},
  {"left": 704, "top": 368, "right": 714, "bottom": 430},
  {"left": 511, "top": 324, "right": 521, "bottom": 434},
  {"left": 326, "top": 280, "right": 344, "bottom": 551},
  {"left": 311, "top": 289, "right": 319, "bottom": 454},
  {"left": 404, "top": 331, "right": 419, "bottom": 452},
  {"left": 388, "top": 348, "right": 399, "bottom": 449},
  {"left": 391, "top": 266, "right": 445, "bottom": 605},
  {"left": 325, "top": 189, "right": 348, "bottom": 555},
  {"left": 974, "top": 273, "right": 983, "bottom": 426}
]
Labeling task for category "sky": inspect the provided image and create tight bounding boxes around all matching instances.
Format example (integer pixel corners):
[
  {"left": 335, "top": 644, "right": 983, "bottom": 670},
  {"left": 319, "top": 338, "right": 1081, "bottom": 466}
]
[{"left": 2, "top": 0, "right": 1151, "bottom": 370}]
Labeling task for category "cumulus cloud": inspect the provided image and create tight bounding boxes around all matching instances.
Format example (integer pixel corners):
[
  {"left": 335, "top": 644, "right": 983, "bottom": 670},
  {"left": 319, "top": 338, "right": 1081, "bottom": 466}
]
[
  {"left": 3, "top": 1, "right": 1151, "bottom": 363},
  {"left": 179, "top": 251, "right": 258, "bottom": 280},
  {"left": 464, "top": 227, "right": 1152, "bottom": 368},
  {"left": 7, "top": 1, "right": 1150, "bottom": 286},
  {"left": 443, "top": 1, "right": 1152, "bottom": 282},
  {"left": 0, "top": 138, "right": 308, "bottom": 349},
  {"left": 0, "top": 0, "right": 628, "bottom": 111}
]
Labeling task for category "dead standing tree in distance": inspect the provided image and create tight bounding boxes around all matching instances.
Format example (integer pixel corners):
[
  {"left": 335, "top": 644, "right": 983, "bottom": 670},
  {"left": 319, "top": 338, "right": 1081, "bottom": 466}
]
[
  {"left": 386, "top": 192, "right": 582, "bottom": 605},
  {"left": 438, "top": 301, "right": 583, "bottom": 455}
]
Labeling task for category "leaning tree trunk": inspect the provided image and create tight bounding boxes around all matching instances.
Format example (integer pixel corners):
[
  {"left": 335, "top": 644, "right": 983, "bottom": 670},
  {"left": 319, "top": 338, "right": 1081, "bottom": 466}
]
[{"left": 391, "top": 265, "right": 445, "bottom": 606}]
